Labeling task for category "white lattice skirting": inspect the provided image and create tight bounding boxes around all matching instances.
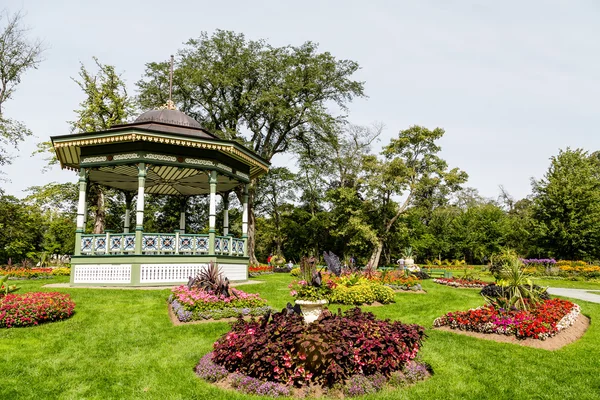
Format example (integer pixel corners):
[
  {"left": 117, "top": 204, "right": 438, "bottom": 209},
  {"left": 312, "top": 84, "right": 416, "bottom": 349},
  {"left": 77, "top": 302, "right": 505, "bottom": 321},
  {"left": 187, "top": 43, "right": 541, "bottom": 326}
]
[
  {"left": 140, "top": 263, "right": 247, "bottom": 283},
  {"left": 74, "top": 265, "right": 132, "bottom": 283},
  {"left": 140, "top": 264, "right": 209, "bottom": 283}
]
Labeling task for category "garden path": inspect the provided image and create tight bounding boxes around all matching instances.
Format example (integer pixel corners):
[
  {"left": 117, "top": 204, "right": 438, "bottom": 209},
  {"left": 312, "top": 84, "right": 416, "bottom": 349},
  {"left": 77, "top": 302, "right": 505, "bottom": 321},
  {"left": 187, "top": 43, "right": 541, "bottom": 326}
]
[{"left": 547, "top": 288, "right": 600, "bottom": 303}]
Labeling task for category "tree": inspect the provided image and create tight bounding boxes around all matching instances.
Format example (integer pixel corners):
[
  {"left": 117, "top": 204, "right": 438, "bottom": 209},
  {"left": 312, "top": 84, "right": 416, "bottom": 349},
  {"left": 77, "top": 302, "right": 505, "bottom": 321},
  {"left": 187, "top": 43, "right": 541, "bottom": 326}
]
[
  {"left": 0, "top": 10, "right": 44, "bottom": 169},
  {"left": 255, "top": 167, "right": 297, "bottom": 256},
  {"left": 68, "top": 58, "right": 134, "bottom": 233},
  {"left": 364, "top": 125, "right": 468, "bottom": 267},
  {"left": 0, "top": 194, "right": 45, "bottom": 263},
  {"left": 136, "top": 30, "right": 365, "bottom": 263},
  {"left": 532, "top": 148, "right": 600, "bottom": 260}
]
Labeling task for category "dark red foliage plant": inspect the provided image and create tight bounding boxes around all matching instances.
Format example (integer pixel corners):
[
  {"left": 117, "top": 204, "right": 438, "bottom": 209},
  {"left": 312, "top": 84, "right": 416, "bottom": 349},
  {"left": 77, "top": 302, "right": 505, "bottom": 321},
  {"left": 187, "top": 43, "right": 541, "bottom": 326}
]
[{"left": 211, "top": 308, "right": 426, "bottom": 387}]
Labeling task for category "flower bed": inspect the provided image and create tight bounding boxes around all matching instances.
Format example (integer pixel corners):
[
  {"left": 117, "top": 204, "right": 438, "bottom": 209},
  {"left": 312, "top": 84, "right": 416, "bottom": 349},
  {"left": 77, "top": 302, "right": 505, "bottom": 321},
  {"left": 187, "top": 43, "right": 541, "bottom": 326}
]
[
  {"left": 381, "top": 273, "right": 422, "bottom": 291},
  {"left": 168, "top": 285, "right": 269, "bottom": 322},
  {"left": 433, "top": 277, "right": 488, "bottom": 288},
  {"left": 433, "top": 298, "right": 580, "bottom": 340},
  {"left": 248, "top": 264, "right": 274, "bottom": 277},
  {"left": 0, "top": 292, "right": 76, "bottom": 328},
  {"left": 556, "top": 261, "right": 600, "bottom": 279},
  {"left": 328, "top": 280, "right": 395, "bottom": 305},
  {"left": 0, "top": 268, "right": 54, "bottom": 279},
  {"left": 196, "top": 308, "right": 429, "bottom": 397}
]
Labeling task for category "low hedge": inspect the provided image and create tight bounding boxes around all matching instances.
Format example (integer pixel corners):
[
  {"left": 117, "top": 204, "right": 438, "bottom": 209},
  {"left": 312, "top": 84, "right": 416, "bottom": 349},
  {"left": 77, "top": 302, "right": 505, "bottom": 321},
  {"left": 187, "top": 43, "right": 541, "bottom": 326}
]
[{"left": 329, "top": 281, "right": 395, "bottom": 305}]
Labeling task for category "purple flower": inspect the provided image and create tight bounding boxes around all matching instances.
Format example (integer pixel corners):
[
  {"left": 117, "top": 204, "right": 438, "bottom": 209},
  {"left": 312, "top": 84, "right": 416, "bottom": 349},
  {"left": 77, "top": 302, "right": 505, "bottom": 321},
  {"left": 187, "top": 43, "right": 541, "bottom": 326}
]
[{"left": 195, "top": 353, "right": 228, "bottom": 382}]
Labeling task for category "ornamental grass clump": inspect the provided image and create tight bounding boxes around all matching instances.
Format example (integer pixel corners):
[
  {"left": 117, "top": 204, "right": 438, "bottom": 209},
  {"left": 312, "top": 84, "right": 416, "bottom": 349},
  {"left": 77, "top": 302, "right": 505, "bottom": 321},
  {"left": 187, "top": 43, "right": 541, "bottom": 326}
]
[{"left": 211, "top": 307, "right": 426, "bottom": 388}]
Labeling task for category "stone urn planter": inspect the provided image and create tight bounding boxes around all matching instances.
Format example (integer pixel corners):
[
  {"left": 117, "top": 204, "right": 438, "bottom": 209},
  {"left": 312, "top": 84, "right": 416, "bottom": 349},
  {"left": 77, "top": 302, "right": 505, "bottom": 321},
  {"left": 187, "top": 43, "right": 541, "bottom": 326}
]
[{"left": 295, "top": 299, "right": 328, "bottom": 323}]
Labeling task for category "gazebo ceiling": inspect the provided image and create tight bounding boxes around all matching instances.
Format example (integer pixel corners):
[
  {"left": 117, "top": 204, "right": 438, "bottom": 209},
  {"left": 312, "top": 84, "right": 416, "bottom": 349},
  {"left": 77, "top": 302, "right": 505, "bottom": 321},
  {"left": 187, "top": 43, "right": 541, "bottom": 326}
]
[{"left": 90, "top": 164, "right": 240, "bottom": 195}]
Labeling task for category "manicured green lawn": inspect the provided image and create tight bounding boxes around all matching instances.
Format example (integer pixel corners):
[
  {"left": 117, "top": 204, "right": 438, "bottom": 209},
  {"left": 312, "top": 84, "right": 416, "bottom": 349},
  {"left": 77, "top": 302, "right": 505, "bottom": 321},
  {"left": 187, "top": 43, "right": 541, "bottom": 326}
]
[
  {"left": 532, "top": 277, "right": 600, "bottom": 290},
  {"left": 1, "top": 274, "right": 599, "bottom": 399}
]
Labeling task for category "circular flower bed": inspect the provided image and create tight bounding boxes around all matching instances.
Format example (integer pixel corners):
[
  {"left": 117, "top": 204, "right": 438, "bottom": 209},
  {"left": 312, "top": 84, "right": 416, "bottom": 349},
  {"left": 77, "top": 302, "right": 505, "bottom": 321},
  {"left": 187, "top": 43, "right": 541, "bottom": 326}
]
[
  {"left": 433, "top": 298, "right": 580, "bottom": 340},
  {"left": 196, "top": 308, "right": 430, "bottom": 397},
  {"left": 0, "top": 292, "right": 76, "bottom": 328},
  {"left": 433, "top": 277, "right": 488, "bottom": 288},
  {"left": 168, "top": 285, "right": 270, "bottom": 322}
]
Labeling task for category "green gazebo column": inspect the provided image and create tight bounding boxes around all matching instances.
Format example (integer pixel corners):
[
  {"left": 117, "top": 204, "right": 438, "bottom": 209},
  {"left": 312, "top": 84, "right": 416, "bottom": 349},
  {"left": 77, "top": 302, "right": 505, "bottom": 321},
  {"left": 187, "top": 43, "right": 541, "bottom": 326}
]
[
  {"left": 74, "top": 168, "right": 88, "bottom": 256},
  {"left": 134, "top": 163, "right": 147, "bottom": 254},
  {"left": 242, "top": 184, "right": 249, "bottom": 257},
  {"left": 208, "top": 170, "right": 218, "bottom": 254}
]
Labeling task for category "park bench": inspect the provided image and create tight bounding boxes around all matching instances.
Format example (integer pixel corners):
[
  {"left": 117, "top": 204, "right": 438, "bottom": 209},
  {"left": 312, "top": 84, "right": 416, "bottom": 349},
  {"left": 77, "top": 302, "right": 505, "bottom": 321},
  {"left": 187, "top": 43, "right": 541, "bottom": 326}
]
[{"left": 422, "top": 268, "right": 453, "bottom": 278}]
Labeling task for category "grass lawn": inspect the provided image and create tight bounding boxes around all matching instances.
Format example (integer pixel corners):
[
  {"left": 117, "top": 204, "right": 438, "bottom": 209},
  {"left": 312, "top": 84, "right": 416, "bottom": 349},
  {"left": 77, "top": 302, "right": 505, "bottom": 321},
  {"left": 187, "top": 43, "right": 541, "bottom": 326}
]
[
  {"left": 532, "top": 277, "right": 600, "bottom": 290},
  {"left": 1, "top": 274, "right": 599, "bottom": 399}
]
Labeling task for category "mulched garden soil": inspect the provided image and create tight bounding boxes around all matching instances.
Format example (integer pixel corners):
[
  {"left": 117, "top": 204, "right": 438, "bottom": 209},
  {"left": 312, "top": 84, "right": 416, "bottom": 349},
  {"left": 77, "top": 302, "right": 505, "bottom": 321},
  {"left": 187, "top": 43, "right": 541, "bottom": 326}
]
[{"left": 433, "top": 313, "right": 590, "bottom": 351}]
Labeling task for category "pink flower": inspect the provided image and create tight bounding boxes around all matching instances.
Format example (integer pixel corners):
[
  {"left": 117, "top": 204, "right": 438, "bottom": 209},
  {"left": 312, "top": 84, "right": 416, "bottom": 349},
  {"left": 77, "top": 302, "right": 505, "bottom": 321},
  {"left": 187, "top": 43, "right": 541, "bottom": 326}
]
[
  {"left": 290, "top": 290, "right": 298, "bottom": 297},
  {"left": 235, "top": 351, "right": 243, "bottom": 358},
  {"left": 247, "top": 328, "right": 255, "bottom": 335}
]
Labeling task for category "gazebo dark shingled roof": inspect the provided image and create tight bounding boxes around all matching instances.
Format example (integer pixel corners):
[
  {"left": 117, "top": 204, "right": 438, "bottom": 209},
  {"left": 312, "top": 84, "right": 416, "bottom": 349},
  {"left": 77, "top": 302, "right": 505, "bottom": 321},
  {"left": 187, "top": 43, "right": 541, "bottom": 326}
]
[{"left": 108, "top": 108, "right": 219, "bottom": 140}]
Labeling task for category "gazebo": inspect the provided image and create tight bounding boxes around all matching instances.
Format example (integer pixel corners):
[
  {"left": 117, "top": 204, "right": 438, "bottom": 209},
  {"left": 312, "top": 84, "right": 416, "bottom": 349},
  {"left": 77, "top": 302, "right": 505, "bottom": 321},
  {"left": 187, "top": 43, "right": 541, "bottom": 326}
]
[{"left": 51, "top": 103, "right": 269, "bottom": 286}]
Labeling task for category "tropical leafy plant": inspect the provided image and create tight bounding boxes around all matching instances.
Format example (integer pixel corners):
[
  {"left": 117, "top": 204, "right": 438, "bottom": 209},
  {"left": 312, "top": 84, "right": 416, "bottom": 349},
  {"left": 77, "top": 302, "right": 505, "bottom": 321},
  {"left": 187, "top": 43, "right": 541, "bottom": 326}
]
[
  {"left": 211, "top": 307, "right": 425, "bottom": 387},
  {"left": 485, "top": 256, "right": 547, "bottom": 311},
  {"left": 189, "top": 262, "right": 230, "bottom": 297},
  {"left": 489, "top": 248, "right": 519, "bottom": 279}
]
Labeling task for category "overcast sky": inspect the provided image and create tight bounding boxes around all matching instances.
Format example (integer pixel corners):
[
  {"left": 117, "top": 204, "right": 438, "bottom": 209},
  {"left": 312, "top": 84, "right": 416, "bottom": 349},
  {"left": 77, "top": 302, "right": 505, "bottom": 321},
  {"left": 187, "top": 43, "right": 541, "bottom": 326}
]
[{"left": 2, "top": 0, "right": 599, "bottom": 201}]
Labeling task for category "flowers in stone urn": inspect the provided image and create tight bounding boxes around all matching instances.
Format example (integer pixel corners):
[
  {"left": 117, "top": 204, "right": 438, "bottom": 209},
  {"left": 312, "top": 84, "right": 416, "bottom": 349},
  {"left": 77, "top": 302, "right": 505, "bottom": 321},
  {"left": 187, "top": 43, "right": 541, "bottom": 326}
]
[{"left": 288, "top": 256, "right": 333, "bottom": 301}]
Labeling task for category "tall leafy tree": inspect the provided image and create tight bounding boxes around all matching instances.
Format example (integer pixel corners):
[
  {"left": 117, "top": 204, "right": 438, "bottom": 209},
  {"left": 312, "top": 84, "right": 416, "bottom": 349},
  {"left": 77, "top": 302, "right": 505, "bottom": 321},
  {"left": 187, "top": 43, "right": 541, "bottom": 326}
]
[
  {"left": 364, "top": 125, "right": 468, "bottom": 266},
  {"left": 0, "top": 194, "right": 45, "bottom": 262},
  {"left": 136, "top": 30, "right": 365, "bottom": 263},
  {"left": 532, "top": 148, "right": 600, "bottom": 260},
  {"left": 0, "top": 10, "right": 44, "bottom": 170},
  {"left": 69, "top": 58, "right": 134, "bottom": 233},
  {"left": 255, "top": 167, "right": 297, "bottom": 256}
]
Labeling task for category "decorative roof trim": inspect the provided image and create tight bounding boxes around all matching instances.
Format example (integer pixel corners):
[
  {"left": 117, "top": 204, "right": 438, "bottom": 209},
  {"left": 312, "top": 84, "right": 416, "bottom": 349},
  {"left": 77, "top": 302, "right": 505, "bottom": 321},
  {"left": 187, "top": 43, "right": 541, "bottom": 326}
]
[{"left": 52, "top": 132, "right": 269, "bottom": 175}]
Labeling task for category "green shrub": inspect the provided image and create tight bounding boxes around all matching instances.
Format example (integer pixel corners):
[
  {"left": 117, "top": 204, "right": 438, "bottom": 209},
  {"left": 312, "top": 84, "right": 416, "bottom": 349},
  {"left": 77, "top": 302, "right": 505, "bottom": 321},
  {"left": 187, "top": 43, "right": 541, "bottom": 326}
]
[
  {"left": 330, "top": 281, "right": 395, "bottom": 305},
  {"left": 51, "top": 267, "right": 71, "bottom": 276}
]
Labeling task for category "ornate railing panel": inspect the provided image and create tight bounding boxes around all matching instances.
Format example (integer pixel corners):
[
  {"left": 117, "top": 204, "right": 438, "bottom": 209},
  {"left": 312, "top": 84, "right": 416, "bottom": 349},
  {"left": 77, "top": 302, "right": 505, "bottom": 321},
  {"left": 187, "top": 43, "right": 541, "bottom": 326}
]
[{"left": 79, "top": 232, "right": 244, "bottom": 256}]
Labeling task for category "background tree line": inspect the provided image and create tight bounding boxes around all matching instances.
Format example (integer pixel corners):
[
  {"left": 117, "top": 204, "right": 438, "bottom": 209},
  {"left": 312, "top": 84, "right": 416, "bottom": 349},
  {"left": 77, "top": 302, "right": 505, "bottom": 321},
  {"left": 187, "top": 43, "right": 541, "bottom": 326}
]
[{"left": 1, "top": 12, "right": 599, "bottom": 266}]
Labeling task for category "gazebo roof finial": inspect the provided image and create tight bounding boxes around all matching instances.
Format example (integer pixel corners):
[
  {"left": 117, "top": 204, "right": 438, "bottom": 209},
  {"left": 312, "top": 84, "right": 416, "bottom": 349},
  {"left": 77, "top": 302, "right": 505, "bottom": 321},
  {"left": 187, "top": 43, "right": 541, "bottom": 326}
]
[{"left": 159, "top": 55, "right": 177, "bottom": 110}]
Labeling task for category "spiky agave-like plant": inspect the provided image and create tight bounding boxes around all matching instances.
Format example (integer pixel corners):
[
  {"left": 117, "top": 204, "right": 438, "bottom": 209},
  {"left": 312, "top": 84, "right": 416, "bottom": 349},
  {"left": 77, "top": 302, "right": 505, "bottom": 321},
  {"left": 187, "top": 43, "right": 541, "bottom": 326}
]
[
  {"left": 190, "top": 262, "right": 231, "bottom": 297},
  {"left": 483, "top": 257, "right": 546, "bottom": 311}
]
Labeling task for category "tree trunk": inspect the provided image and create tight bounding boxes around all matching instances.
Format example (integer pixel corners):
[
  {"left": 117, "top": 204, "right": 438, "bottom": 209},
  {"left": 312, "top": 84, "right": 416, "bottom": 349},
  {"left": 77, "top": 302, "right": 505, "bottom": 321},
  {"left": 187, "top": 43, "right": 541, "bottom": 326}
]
[
  {"left": 248, "top": 206, "right": 258, "bottom": 264},
  {"left": 368, "top": 239, "right": 384, "bottom": 268},
  {"left": 368, "top": 193, "right": 413, "bottom": 268},
  {"left": 93, "top": 188, "right": 106, "bottom": 234}
]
